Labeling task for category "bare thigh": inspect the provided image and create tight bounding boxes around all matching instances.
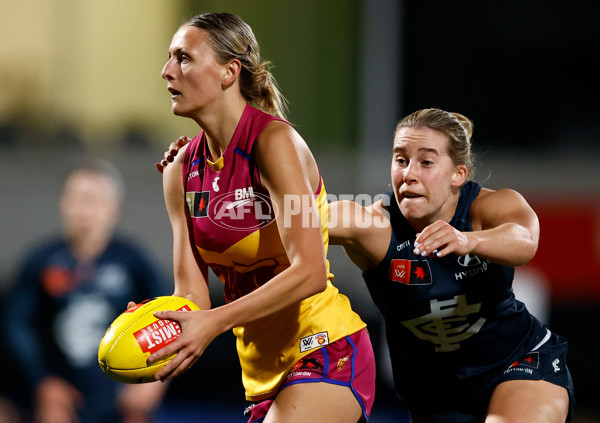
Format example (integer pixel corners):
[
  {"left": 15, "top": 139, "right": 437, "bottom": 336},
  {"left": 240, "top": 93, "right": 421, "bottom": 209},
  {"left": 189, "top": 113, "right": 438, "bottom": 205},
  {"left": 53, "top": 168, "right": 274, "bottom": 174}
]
[
  {"left": 486, "top": 379, "right": 569, "bottom": 423},
  {"left": 264, "top": 382, "right": 362, "bottom": 423}
]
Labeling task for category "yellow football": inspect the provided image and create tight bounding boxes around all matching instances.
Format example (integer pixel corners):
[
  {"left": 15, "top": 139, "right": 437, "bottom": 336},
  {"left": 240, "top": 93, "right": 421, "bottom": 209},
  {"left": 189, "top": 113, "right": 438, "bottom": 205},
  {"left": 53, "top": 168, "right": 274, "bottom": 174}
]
[{"left": 98, "top": 295, "right": 200, "bottom": 383}]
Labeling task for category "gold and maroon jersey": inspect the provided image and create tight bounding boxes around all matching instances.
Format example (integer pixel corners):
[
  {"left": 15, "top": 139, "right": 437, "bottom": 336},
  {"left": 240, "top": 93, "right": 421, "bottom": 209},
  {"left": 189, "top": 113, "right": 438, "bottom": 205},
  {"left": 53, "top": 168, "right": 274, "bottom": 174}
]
[{"left": 182, "top": 104, "right": 365, "bottom": 400}]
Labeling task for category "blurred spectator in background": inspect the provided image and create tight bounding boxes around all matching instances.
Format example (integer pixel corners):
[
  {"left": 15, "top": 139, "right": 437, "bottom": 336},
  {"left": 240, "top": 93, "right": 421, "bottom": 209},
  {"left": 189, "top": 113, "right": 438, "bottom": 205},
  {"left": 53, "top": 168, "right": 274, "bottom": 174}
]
[{"left": 3, "top": 159, "right": 169, "bottom": 423}]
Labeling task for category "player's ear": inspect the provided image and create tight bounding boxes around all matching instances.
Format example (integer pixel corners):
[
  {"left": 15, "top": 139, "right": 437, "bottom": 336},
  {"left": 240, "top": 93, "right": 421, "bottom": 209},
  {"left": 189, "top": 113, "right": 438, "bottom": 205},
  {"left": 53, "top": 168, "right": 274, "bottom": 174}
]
[
  {"left": 222, "top": 59, "right": 242, "bottom": 88},
  {"left": 451, "top": 164, "right": 468, "bottom": 187}
]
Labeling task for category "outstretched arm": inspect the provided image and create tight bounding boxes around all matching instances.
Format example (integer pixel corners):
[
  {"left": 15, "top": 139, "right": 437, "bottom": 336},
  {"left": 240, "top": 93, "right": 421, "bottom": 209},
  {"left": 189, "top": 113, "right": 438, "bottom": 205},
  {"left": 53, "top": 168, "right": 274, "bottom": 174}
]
[
  {"left": 414, "top": 188, "right": 539, "bottom": 266},
  {"left": 328, "top": 199, "right": 391, "bottom": 271}
]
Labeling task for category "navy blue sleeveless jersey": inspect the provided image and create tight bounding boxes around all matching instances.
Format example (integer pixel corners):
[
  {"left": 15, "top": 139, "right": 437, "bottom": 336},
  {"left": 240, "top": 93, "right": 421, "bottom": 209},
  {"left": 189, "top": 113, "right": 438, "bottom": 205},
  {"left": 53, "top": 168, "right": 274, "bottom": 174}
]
[{"left": 363, "top": 181, "right": 549, "bottom": 417}]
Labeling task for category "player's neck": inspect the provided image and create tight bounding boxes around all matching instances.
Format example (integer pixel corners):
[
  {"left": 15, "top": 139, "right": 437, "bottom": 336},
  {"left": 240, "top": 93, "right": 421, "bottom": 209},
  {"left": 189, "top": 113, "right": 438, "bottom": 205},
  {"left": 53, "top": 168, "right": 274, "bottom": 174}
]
[
  {"left": 198, "top": 98, "right": 247, "bottom": 161},
  {"left": 68, "top": 232, "right": 111, "bottom": 260}
]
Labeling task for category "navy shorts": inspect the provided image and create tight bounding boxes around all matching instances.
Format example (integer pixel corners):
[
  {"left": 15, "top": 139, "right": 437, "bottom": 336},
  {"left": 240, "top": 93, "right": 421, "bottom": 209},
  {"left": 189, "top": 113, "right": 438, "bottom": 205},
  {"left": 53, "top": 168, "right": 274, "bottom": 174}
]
[
  {"left": 409, "top": 329, "right": 574, "bottom": 423},
  {"left": 493, "top": 330, "right": 574, "bottom": 422}
]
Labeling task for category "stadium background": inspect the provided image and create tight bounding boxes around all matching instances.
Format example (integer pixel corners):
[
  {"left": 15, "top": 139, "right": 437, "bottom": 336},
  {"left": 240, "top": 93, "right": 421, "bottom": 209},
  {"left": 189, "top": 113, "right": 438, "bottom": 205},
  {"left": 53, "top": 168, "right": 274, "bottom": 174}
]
[{"left": 0, "top": 0, "right": 598, "bottom": 421}]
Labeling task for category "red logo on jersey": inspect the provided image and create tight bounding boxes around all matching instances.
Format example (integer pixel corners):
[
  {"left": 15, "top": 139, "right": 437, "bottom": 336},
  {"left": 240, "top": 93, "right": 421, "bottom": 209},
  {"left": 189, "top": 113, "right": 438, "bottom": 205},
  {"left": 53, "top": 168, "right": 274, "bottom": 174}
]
[
  {"left": 414, "top": 266, "right": 426, "bottom": 279},
  {"left": 388, "top": 259, "right": 432, "bottom": 285},
  {"left": 186, "top": 191, "right": 210, "bottom": 217},
  {"left": 389, "top": 259, "right": 411, "bottom": 284}
]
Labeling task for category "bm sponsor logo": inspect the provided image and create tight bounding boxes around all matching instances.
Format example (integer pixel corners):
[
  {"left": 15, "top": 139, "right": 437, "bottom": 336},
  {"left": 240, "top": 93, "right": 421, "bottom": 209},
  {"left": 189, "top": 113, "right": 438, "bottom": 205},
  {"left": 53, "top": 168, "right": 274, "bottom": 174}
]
[{"left": 186, "top": 187, "right": 276, "bottom": 231}]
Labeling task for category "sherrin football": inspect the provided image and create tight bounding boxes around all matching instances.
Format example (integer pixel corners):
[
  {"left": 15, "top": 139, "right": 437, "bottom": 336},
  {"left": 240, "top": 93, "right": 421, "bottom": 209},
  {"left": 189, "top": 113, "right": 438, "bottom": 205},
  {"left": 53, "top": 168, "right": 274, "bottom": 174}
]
[{"left": 98, "top": 296, "right": 200, "bottom": 383}]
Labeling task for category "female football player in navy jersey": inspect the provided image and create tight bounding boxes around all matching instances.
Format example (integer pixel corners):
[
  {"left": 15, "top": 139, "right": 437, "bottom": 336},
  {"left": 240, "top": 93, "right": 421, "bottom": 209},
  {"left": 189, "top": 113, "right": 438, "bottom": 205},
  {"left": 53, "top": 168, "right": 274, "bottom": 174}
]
[
  {"left": 327, "top": 108, "right": 574, "bottom": 423},
  {"left": 149, "top": 12, "right": 375, "bottom": 423}
]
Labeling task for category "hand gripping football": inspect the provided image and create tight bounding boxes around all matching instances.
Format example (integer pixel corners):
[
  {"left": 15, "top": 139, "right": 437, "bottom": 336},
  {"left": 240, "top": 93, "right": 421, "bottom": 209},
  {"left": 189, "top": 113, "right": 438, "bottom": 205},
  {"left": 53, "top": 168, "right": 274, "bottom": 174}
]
[{"left": 98, "top": 296, "right": 200, "bottom": 383}]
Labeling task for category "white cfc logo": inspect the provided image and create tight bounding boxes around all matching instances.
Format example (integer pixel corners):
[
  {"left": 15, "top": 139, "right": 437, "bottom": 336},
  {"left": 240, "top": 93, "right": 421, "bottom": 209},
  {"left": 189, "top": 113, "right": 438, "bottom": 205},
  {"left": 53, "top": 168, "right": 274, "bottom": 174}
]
[
  {"left": 212, "top": 177, "right": 220, "bottom": 192},
  {"left": 401, "top": 294, "right": 486, "bottom": 352}
]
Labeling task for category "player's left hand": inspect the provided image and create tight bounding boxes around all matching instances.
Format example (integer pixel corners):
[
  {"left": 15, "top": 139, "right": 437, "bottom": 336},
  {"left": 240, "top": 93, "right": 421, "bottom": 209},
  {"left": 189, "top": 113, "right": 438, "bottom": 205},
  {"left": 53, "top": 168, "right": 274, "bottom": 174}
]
[{"left": 413, "top": 220, "right": 472, "bottom": 258}]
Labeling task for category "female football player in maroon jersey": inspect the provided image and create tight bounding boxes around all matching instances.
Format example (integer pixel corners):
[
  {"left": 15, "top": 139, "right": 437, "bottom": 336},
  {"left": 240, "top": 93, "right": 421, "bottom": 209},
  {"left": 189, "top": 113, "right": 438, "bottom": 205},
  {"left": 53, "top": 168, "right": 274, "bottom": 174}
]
[{"left": 149, "top": 12, "right": 375, "bottom": 423}]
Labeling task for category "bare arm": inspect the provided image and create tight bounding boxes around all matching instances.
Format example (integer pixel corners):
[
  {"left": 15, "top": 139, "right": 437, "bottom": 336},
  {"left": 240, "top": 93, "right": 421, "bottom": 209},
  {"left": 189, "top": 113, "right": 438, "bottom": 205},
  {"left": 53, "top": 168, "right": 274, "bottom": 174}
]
[
  {"left": 468, "top": 188, "right": 539, "bottom": 265},
  {"left": 162, "top": 147, "right": 211, "bottom": 309},
  {"left": 414, "top": 188, "right": 539, "bottom": 266},
  {"left": 328, "top": 199, "right": 391, "bottom": 271}
]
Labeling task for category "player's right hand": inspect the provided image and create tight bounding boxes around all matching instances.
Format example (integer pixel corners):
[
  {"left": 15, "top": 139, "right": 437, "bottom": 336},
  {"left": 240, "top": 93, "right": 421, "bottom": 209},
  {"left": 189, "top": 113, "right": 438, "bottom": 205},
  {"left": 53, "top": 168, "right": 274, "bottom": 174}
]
[
  {"left": 148, "top": 308, "right": 219, "bottom": 382},
  {"left": 155, "top": 136, "right": 191, "bottom": 174}
]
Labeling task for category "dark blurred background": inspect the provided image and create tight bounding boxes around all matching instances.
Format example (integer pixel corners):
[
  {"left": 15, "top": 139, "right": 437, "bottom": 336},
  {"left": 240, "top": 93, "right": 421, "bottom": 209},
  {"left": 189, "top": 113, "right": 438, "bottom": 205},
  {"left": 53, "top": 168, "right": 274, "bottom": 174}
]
[{"left": 1, "top": 0, "right": 598, "bottom": 422}]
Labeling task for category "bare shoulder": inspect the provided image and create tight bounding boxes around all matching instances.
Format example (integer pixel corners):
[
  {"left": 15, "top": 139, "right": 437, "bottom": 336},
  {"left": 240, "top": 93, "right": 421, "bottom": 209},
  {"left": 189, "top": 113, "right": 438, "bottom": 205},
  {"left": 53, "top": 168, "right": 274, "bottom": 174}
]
[
  {"left": 258, "top": 120, "right": 303, "bottom": 148},
  {"left": 255, "top": 120, "right": 320, "bottom": 191},
  {"left": 472, "top": 186, "right": 536, "bottom": 229},
  {"left": 474, "top": 187, "right": 530, "bottom": 208},
  {"left": 255, "top": 121, "right": 308, "bottom": 164}
]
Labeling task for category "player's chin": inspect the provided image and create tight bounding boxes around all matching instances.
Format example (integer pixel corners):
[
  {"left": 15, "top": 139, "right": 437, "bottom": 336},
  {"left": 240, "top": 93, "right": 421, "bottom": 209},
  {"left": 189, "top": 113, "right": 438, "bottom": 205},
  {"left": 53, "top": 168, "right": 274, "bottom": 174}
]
[
  {"left": 172, "top": 107, "right": 196, "bottom": 120},
  {"left": 171, "top": 105, "right": 184, "bottom": 116},
  {"left": 170, "top": 99, "right": 185, "bottom": 113},
  {"left": 399, "top": 202, "right": 425, "bottom": 219},
  {"left": 400, "top": 208, "right": 433, "bottom": 228}
]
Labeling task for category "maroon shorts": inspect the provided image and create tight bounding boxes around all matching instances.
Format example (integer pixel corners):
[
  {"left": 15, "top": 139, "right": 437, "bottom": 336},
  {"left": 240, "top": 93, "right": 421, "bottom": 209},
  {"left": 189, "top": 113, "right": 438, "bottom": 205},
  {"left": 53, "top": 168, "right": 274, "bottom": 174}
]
[{"left": 244, "top": 328, "right": 376, "bottom": 422}]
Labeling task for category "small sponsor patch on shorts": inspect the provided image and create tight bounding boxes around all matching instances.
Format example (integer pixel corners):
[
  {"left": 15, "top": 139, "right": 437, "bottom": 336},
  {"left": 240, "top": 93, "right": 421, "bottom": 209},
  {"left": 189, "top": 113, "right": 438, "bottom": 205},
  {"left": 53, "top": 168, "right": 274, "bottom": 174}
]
[
  {"left": 300, "top": 331, "right": 329, "bottom": 352},
  {"left": 504, "top": 351, "right": 540, "bottom": 375}
]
